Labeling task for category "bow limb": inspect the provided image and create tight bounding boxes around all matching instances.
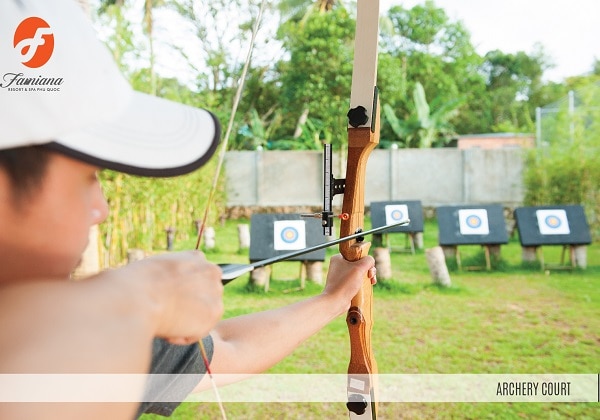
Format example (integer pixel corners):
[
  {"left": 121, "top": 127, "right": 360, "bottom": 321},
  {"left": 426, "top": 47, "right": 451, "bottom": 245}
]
[{"left": 341, "top": 0, "right": 380, "bottom": 418}]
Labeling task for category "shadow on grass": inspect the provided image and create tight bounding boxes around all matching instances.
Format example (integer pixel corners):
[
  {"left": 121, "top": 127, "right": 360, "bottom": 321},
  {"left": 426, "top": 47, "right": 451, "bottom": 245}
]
[
  {"left": 423, "top": 283, "right": 468, "bottom": 294},
  {"left": 227, "top": 273, "right": 474, "bottom": 298},
  {"left": 375, "top": 279, "right": 468, "bottom": 296}
]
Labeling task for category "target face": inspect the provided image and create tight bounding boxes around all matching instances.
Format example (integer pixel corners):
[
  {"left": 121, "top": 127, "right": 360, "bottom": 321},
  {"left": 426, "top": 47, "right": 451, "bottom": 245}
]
[
  {"left": 273, "top": 220, "right": 306, "bottom": 250},
  {"left": 536, "top": 209, "right": 570, "bottom": 235},
  {"left": 458, "top": 209, "right": 490, "bottom": 235},
  {"left": 384, "top": 204, "right": 409, "bottom": 226}
]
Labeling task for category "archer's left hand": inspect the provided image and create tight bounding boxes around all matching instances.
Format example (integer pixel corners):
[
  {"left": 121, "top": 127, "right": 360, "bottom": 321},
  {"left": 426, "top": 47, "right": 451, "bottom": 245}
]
[{"left": 322, "top": 254, "right": 376, "bottom": 315}]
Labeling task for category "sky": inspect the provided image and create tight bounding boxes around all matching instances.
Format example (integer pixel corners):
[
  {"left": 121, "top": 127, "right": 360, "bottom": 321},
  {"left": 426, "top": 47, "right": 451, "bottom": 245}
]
[{"left": 381, "top": 0, "right": 600, "bottom": 81}]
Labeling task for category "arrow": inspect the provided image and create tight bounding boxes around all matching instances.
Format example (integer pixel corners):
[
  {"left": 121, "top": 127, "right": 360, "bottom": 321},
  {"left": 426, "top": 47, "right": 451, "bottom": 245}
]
[{"left": 218, "top": 219, "right": 409, "bottom": 283}]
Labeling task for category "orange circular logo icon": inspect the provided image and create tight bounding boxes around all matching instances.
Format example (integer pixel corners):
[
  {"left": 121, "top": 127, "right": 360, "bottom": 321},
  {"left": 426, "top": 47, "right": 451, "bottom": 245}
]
[{"left": 13, "top": 17, "right": 54, "bottom": 68}]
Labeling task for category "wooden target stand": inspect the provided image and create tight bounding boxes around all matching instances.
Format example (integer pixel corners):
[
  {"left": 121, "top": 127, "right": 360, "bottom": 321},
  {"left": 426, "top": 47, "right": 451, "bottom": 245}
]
[
  {"left": 531, "top": 245, "right": 578, "bottom": 271},
  {"left": 453, "top": 244, "right": 500, "bottom": 271},
  {"left": 370, "top": 201, "right": 424, "bottom": 255},
  {"left": 248, "top": 214, "right": 326, "bottom": 291},
  {"left": 380, "top": 231, "right": 419, "bottom": 255},
  {"left": 514, "top": 205, "right": 591, "bottom": 271},
  {"left": 437, "top": 205, "right": 509, "bottom": 271},
  {"left": 393, "top": 232, "right": 418, "bottom": 255}
]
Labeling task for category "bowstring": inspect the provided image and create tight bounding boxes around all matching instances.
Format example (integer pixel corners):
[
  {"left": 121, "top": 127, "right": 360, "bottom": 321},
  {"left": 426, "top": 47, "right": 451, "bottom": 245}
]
[
  {"left": 195, "top": 0, "right": 267, "bottom": 250},
  {"left": 194, "top": 1, "right": 267, "bottom": 419}
]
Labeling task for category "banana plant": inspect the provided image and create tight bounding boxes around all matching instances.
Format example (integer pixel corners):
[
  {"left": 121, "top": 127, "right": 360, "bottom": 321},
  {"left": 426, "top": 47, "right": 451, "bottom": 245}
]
[{"left": 383, "top": 81, "right": 464, "bottom": 148}]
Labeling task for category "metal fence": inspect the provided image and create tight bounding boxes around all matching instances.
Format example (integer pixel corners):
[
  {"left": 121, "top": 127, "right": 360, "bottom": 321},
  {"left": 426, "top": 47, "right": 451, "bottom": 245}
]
[
  {"left": 534, "top": 82, "right": 600, "bottom": 239},
  {"left": 535, "top": 83, "right": 600, "bottom": 147}
]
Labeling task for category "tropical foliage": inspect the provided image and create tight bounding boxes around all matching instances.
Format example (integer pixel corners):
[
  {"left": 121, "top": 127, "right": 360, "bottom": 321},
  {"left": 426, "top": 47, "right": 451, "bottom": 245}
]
[
  {"left": 383, "top": 81, "right": 464, "bottom": 148},
  {"left": 524, "top": 82, "right": 600, "bottom": 239},
  {"left": 87, "top": 0, "right": 599, "bottom": 260}
]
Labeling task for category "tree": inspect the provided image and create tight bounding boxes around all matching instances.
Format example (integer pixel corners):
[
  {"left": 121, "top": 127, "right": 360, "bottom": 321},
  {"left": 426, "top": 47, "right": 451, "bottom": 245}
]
[
  {"left": 380, "top": 0, "right": 487, "bottom": 135},
  {"left": 482, "top": 46, "right": 551, "bottom": 132},
  {"left": 141, "top": 0, "right": 167, "bottom": 95},
  {"left": 96, "top": 1, "right": 136, "bottom": 74},
  {"left": 97, "top": 0, "right": 165, "bottom": 94},
  {"left": 275, "top": 7, "right": 355, "bottom": 149},
  {"left": 278, "top": 0, "right": 343, "bottom": 23}
]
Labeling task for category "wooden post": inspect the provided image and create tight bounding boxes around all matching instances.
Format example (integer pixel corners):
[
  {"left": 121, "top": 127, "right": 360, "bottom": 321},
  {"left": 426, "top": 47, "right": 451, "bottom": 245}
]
[
  {"left": 522, "top": 246, "right": 538, "bottom": 263},
  {"left": 250, "top": 266, "right": 271, "bottom": 292},
  {"left": 537, "top": 247, "right": 546, "bottom": 271},
  {"left": 238, "top": 224, "right": 250, "bottom": 250},
  {"left": 373, "top": 247, "right": 392, "bottom": 280},
  {"left": 425, "top": 246, "right": 451, "bottom": 287},
  {"left": 442, "top": 245, "right": 457, "bottom": 259},
  {"left": 406, "top": 233, "right": 415, "bottom": 254},
  {"left": 489, "top": 244, "right": 501, "bottom": 260},
  {"left": 203, "top": 226, "right": 216, "bottom": 250},
  {"left": 304, "top": 261, "right": 323, "bottom": 285},
  {"left": 299, "top": 262, "right": 306, "bottom": 290},
  {"left": 573, "top": 245, "right": 587, "bottom": 269},
  {"left": 483, "top": 245, "right": 491, "bottom": 271},
  {"left": 442, "top": 245, "right": 460, "bottom": 270},
  {"left": 414, "top": 232, "right": 424, "bottom": 250}
]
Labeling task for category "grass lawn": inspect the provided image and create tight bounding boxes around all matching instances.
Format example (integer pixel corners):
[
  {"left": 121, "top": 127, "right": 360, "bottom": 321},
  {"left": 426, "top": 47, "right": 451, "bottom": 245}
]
[{"left": 141, "top": 218, "right": 599, "bottom": 419}]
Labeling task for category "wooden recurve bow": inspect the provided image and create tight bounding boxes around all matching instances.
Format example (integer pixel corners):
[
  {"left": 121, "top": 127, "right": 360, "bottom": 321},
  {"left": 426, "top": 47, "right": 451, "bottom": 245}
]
[{"left": 341, "top": 0, "right": 381, "bottom": 418}]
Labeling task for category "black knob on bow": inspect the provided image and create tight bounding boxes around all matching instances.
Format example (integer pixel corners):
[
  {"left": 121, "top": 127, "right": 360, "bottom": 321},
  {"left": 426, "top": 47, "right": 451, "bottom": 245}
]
[
  {"left": 347, "top": 106, "right": 369, "bottom": 128},
  {"left": 347, "top": 393, "right": 368, "bottom": 415}
]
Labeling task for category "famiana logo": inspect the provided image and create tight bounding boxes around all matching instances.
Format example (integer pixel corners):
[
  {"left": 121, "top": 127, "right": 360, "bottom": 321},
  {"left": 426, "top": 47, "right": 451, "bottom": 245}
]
[
  {"left": 13, "top": 16, "right": 54, "bottom": 68},
  {"left": 1, "top": 16, "right": 63, "bottom": 90}
]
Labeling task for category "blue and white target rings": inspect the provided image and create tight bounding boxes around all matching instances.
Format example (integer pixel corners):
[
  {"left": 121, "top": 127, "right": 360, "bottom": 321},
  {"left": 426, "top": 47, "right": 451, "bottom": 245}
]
[
  {"left": 544, "top": 215, "right": 561, "bottom": 229},
  {"left": 280, "top": 226, "right": 299, "bottom": 243},
  {"left": 466, "top": 215, "right": 482, "bottom": 229}
]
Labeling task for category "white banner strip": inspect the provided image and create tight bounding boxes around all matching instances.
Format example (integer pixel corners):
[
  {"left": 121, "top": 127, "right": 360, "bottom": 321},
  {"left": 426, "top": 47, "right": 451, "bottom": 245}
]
[{"left": 0, "top": 374, "right": 597, "bottom": 403}]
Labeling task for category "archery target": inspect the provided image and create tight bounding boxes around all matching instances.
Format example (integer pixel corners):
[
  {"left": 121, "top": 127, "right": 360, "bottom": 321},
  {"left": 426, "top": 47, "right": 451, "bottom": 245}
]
[
  {"left": 384, "top": 204, "right": 409, "bottom": 226},
  {"left": 536, "top": 209, "right": 570, "bottom": 235},
  {"left": 458, "top": 209, "right": 490, "bottom": 235},
  {"left": 273, "top": 220, "right": 306, "bottom": 250}
]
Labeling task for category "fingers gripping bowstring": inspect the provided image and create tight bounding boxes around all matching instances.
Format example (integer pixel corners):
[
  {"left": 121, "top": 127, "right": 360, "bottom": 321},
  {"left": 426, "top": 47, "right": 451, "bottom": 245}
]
[{"left": 194, "top": 1, "right": 267, "bottom": 419}]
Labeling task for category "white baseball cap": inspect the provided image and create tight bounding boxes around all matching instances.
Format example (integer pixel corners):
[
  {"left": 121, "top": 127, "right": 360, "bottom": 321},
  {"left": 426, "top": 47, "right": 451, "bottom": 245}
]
[{"left": 0, "top": 0, "right": 220, "bottom": 177}]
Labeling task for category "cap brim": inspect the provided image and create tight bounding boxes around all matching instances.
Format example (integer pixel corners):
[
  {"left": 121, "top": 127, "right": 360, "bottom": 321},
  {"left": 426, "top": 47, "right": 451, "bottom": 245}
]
[
  {"left": 46, "top": 91, "right": 221, "bottom": 177},
  {"left": 1, "top": 0, "right": 220, "bottom": 177}
]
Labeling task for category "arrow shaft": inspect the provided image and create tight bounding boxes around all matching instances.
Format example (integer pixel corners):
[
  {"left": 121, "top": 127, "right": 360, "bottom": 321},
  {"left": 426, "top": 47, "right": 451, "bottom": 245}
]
[{"left": 219, "top": 219, "right": 408, "bottom": 282}]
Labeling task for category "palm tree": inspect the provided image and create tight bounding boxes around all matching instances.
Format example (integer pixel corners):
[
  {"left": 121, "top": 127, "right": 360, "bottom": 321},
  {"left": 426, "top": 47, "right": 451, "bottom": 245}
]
[
  {"left": 278, "top": 0, "right": 341, "bottom": 23},
  {"left": 142, "top": 0, "right": 166, "bottom": 95},
  {"left": 98, "top": 0, "right": 164, "bottom": 95}
]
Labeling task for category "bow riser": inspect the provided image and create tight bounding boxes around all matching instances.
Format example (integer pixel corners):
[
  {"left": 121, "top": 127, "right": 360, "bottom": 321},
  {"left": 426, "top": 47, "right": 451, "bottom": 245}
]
[
  {"left": 339, "top": 102, "right": 381, "bottom": 259},
  {"left": 343, "top": 97, "right": 380, "bottom": 419}
]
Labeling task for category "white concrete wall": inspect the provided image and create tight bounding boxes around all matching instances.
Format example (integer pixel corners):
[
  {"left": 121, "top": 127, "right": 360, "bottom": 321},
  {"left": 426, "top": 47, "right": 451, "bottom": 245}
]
[{"left": 224, "top": 148, "right": 527, "bottom": 209}]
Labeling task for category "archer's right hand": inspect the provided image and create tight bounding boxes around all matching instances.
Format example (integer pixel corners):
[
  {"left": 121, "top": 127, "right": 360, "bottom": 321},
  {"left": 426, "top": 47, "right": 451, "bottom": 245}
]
[{"left": 122, "top": 251, "right": 224, "bottom": 345}]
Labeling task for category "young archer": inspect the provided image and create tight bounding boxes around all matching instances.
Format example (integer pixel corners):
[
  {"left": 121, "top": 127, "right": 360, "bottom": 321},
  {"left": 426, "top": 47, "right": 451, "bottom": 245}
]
[{"left": 0, "top": 1, "right": 376, "bottom": 418}]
